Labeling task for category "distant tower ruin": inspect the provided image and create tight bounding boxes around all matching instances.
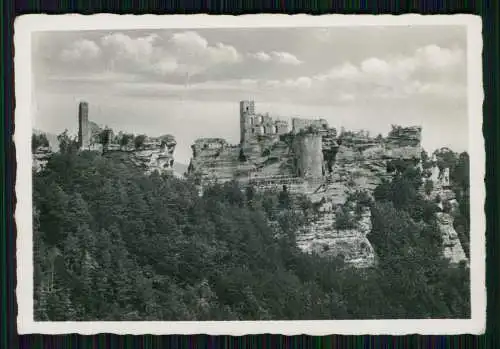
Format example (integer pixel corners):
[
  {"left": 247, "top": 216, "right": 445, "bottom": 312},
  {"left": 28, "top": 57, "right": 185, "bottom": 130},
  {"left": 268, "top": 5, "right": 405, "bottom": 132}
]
[
  {"left": 240, "top": 100, "right": 255, "bottom": 144},
  {"left": 78, "top": 101, "right": 90, "bottom": 150}
]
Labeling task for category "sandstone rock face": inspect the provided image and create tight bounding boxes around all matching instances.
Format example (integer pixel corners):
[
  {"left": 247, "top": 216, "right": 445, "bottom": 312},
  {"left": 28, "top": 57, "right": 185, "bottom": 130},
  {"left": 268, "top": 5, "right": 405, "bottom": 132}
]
[
  {"left": 103, "top": 135, "right": 177, "bottom": 175},
  {"left": 422, "top": 165, "right": 469, "bottom": 265},
  {"left": 134, "top": 135, "right": 176, "bottom": 174},
  {"left": 132, "top": 148, "right": 174, "bottom": 174},
  {"left": 189, "top": 135, "right": 296, "bottom": 185},
  {"left": 296, "top": 208, "right": 375, "bottom": 268},
  {"left": 33, "top": 146, "right": 53, "bottom": 172},
  {"left": 189, "top": 124, "right": 468, "bottom": 269},
  {"left": 383, "top": 126, "right": 422, "bottom": 160},
  {"left": 436, "top": 212, "right": 468, "bottom": 264}
]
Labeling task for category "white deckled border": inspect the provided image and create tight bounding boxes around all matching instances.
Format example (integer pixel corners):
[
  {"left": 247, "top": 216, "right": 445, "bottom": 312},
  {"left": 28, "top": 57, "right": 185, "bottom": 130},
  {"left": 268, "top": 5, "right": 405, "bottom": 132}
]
[{"left": 15, "top": 14, "right": 485, "bottom": 335}]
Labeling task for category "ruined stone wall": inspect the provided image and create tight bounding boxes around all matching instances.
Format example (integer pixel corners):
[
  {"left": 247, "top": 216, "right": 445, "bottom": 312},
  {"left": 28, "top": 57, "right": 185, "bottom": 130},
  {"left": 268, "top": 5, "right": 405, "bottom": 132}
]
[
  {"left": 292, "top": 117, "right": 328, "bottom": 134},
  {"left": 275, "top": 120, "right": 289, "bottom": 134},
  {"left": 240, "top": 101, "right": 289, "bottom": 144}
]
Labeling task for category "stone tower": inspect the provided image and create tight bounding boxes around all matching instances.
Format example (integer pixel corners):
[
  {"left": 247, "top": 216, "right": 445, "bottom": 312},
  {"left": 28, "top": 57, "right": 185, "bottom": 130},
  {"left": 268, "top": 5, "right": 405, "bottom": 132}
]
[
  {"left": 78, "top": 101, "right": 90, "bottom": 150},
  {"left": 293, "top": 133, "right": 324, "bottom": 179},
  {"left": 239, "top": 100, "right": 255, "bottom": 144}
]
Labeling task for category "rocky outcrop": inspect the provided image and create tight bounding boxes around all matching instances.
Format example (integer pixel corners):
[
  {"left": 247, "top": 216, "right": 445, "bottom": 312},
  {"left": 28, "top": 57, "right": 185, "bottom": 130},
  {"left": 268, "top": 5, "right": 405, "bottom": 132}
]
[
  {"left": 297, "top": 207, "right": 375, "bottom": 268},
  {"left": 436, "top": 212, "right": 468, "bottom": 264},
  {"left": 32, "top": 146, "right": 53, "bottom": 172},
  {"left": 104, "top": 135, "right": 177, "bottom": 175},
  {"left": 188, "top": 123, "right": 430, "bottom": 268},
  {"left": 384, "top": 125, "right": 422, "bottom": 160},
  {"left": 421, "top": 163, "right": 468, "bottom": 265}
]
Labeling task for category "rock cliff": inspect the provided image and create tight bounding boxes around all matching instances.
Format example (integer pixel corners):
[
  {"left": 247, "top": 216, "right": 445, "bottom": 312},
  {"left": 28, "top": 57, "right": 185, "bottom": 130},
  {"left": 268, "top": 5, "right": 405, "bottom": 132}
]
[
  {"left": 188, "top": 124, "right": 426, "bottom": 268},
  {"left": 297, "top": 207, "right": 375, "bottom": 268},
  {"left": 104, "top": 134, "right": 177, "bottom": 175},
  {"left": 33, "top": 146, "right": 53, "bottom": 172},
  {"left": 436, "top": 212, "right": 468, "bottom": 264},
  {"left": 421, "top": 161, "right": 468, "bottom": 265}
]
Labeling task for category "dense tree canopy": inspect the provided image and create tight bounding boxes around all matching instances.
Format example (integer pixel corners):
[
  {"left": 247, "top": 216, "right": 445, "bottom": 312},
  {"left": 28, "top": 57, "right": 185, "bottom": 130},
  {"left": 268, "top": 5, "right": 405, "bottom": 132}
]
[{"left": 33, "top": 136, "right": 470, "bottom": 320}]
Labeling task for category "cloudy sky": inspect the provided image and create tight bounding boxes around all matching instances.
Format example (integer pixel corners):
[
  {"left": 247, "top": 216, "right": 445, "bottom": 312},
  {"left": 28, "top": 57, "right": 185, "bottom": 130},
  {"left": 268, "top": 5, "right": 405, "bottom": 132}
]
[{"left": 32, "top": 26, "right": 468, "bottom": 164}]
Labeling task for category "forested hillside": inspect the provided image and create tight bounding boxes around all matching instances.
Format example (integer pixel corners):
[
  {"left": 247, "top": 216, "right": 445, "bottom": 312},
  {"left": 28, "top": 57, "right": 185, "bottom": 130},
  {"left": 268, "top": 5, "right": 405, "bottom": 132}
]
[{"left": 33, "top": 140, "right": 470, "bottom": 320}]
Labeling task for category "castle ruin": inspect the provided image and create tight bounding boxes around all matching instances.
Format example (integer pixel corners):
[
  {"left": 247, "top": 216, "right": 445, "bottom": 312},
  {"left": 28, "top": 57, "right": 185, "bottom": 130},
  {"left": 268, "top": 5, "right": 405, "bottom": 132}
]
[
  {"left": 239, "top": 100, "right": 289, "bottom": 143},
  {"left": 188, "top": 100, "right": 468, "bottom": 268},
  {"left": 74, "top": 101, "right": 177, "bottom": 174},
  {"left": 34, "top": 99, "right": 467, "bottom": 269}
]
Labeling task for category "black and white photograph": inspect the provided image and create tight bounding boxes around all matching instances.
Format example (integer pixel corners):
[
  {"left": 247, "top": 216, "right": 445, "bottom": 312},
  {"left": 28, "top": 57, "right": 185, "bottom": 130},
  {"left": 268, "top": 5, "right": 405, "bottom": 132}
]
[{"left": 16, "top": 15, "right": 485, "bottom": 335}]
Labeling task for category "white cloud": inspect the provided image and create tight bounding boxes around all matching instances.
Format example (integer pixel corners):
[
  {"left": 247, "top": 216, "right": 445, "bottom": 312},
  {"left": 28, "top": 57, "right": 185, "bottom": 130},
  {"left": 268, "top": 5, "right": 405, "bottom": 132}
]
[
  {"left": 316, "top": 63, "right": 359, "bottom": 81},
  {"left": 283, "top": 76, "right": 312, "bottom": 89},
  {"left": 271, "top": 51, "right": 302, "bottom": 65},
  {"left": 318, "top": 44, "right": 464, "bottom": 84},
  {"left": 250, "top": 51, "right": 272, "bottom": 62},
  {"left": 60, "top": 39, "right": 101, "bottom": 61},
  {"left": 101, "top": 33, "right": 159, "bottom": 59},
  {"left": 170, "top": 31, "right": 208, "bottom": 50},
  {"left": 360, "top": 57, "right": 391, "bottom": 75},
  {"left": 57, "top": 31, "right": 242, "bottom": 79},
  {"left": 414, "top": 45, "right": 464, "bottom": 69},
  {"left": 169, "top": 31, "right": 241, "bottom": 68},
  {"left": 51, "top": 34, "right": 464, "bottom": 104},
  {"left": 209, "top": 42, "right": 241, "bottom": 64},
  {"left": 308, "top": 44, "right": 465, "bottom": 101},
  {"left": 249, "top": 50, "right": 302, "bottom": 65}
]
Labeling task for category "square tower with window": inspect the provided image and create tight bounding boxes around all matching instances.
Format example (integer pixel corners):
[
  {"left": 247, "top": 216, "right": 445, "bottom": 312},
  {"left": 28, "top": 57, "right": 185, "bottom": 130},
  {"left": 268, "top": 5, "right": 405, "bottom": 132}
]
[{"left": 239, "top": 100, "right": 255, "bottom": 144}]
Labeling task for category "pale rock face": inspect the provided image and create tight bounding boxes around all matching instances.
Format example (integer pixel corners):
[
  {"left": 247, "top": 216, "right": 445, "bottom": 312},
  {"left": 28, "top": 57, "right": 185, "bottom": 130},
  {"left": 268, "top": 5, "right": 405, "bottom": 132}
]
[
  {"left": 384, "top": 145, "right": 422, "bottom": 160},
  {"left": 441, "top": 168, "right": 451, "bottom": 187},
  {"left": 189, "top": 124, "right": 432, "bottom": 269},
  {"left": 430, "top": 165, "right": 441, "bottom": 183},
  {"left": 425, "top": 172, "right": 469, "bottom": 265},
  {"left": 132, "top": 148, "right": 174, "bottom": 174},
  {"left": 101, "top": 136, "right": 177, "bottom": 175},
  {"left": 32, "top": 146, "right": 53, "bottom": 172},
  {"left": 436, "top": 212, "right": 468, "bottom": 264},
  {"left": 296, "top": 208, "right": 376, "bottom": 268}
]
